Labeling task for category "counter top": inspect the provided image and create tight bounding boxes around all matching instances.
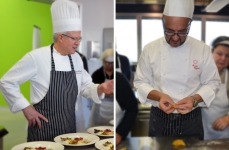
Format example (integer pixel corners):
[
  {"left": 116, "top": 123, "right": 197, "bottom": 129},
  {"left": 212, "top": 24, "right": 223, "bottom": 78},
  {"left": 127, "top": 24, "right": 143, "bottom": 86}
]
[{"left": 116, "top": 136, "right": 229, "bottom": 150}]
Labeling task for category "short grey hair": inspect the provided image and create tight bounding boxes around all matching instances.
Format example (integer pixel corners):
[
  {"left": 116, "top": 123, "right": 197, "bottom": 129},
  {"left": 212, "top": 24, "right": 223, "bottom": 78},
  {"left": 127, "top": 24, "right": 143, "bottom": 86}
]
[{"left": 53, "top": 31, "right": 71, "bottom": 42}]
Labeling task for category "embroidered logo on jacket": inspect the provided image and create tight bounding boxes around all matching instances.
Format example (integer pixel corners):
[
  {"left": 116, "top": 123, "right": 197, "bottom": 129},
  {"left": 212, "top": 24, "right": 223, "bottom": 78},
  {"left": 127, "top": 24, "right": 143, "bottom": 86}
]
[
  {"left": 192, "top": 60, "right": 200, "bottom": 69},
  {"left": 75, "top": 71, "right": 82, "bottom": 74}
]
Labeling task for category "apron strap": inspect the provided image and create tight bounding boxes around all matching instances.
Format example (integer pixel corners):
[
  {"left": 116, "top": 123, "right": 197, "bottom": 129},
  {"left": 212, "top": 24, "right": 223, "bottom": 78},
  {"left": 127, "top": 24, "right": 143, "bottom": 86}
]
[
  {"left": 50, "top": 44, "right": 55, "bottom": 71},
  {"left": 68, "top": 54, "right": 75, "bottom": 71}
]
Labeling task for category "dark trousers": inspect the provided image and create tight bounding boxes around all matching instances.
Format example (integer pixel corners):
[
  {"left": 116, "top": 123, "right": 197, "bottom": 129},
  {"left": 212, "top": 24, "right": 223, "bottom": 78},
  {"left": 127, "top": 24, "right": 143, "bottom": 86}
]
[{"left": 148, "top": 106, "right": 203, "bottom": 140}]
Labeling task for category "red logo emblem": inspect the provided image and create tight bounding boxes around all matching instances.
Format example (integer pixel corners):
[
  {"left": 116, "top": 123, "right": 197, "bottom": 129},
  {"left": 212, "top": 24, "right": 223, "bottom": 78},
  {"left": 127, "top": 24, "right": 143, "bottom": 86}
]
[{"left": 192, "top": 60, "right": 200, "bottom": 69}]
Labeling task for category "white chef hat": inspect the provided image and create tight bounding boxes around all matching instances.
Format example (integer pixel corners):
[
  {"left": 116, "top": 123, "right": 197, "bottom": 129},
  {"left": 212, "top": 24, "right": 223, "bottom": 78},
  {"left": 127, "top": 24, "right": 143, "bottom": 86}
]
[
  {"left": 101, "top": 48, "right": 114, "bottom": 62},
  {"left": 51, "top": 0, "right": 81, "bottom": 33},
  {"left": 163, "top": 0, "right": 194, "bottom": 19}
]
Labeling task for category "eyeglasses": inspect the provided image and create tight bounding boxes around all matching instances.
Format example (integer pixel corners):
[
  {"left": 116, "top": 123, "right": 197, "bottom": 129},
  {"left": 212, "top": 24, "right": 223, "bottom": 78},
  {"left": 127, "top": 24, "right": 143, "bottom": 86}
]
[
  {"left": 62, "top": 34, "right": 82, "bottom": 42},
  {"left": 163, "top": 19, "right": 192, "bottom": 37},
  {"left": 164, "top": 31, "right": 189, "bottom": 37}
]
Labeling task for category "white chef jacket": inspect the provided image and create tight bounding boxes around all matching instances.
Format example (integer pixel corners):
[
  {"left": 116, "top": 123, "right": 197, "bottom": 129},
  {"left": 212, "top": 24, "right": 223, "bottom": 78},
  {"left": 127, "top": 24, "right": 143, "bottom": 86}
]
[
  {"left": 0, "top": 45, "right": 104, "bottom": 113},
  {"left": 134, "top": 36, "right": 220, "bottom": 110}
]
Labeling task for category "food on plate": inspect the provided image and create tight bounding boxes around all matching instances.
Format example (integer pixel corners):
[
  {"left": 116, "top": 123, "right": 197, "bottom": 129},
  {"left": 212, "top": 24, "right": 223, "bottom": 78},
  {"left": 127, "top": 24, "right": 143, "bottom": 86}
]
[
  {"left": 94, "top": 129, "right": 114, "bottom": 135},
  {"left": 110, "top": 144, "right": 114, "bottom": 150},
  {"left": 60, "top": 137, "right": 91, "bottom": 145},
  {"left": 24, "top": 147, "right": 53, "bottom": 150},
  {"left": 103, "top": 141, "right": 112, "bottom": 146},
  {"left": 172, "top": 139, "right": 186, "bottom": 147},
  {"left": 94, "top": 129, "right": 103, "bottom": 133},
  {"left": 120, "top": 147, "right": 126, "bottom": 150},
  {"left": 103, "top": 141, "right": 113, "bottom": 150}
]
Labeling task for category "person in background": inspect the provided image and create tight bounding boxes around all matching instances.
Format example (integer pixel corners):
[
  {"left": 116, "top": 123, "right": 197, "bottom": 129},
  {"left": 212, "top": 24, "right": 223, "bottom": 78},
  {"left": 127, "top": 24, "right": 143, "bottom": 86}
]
[
  {"left": 0, "top": 0, "right": 113, "bottom": 142},
  {"left": 75, "top": 50, "right": 89, "bottom": 132},
  {"left": 134, "top": 0, "right": 220, "bottom": 140},
  {"left": 116, "top": 51, "right": 131, "bottom": 81},
  {"left": 116, "top": 72, "right": 138, "bottom": 145},
  {"left": 76, "top": 50, "right": 89, "bottom": 72},
  {"left": 202, "top": 36, "right": 229, "bottom": 140},
  {"left": 88, "top": 48, "right": 114, "bottom": 127}
]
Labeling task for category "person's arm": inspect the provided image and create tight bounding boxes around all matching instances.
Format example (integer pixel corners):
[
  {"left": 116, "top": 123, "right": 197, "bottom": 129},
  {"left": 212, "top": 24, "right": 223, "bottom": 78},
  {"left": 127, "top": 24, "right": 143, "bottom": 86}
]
[
  {"left": 134, "top": 47, "right": 156, "bottom": 105},
  {"left": 116, "top": 72, "right": 138, "bottom": 141},
  {"left": 195, "top": 45, "right": 221, "bottom": 107},
  {"left": 82, "top": 55, "right": 89, "bottom": 73},
  {"left": 80, "top": 67, "right": 113, "bottom": 102},
  {"left": 0, "top": 53, "right": 36, "bottom": 113}
]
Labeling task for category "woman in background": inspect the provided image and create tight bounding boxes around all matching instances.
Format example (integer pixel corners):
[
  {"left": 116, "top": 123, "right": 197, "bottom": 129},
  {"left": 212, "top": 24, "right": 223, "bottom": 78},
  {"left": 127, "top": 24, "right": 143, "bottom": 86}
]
[
  {"left": 202, "top": 36, "right": 229, "bottom": 140},
  {"left": 88, "top": 49, "right": 114, "bottom": 127}
]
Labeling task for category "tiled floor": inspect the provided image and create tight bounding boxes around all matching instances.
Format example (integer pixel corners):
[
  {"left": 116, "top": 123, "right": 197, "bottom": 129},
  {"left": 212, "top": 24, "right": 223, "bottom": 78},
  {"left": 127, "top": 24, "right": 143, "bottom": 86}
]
[{"left": 0, "top": 107, "right": 27, "bottom": 150}]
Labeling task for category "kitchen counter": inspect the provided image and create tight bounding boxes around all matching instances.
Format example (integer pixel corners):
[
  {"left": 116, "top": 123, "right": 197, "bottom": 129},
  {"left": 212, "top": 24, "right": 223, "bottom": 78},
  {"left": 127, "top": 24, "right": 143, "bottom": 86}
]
[{"left": 116, "top": 136, "right": 229, "bottom": 150}]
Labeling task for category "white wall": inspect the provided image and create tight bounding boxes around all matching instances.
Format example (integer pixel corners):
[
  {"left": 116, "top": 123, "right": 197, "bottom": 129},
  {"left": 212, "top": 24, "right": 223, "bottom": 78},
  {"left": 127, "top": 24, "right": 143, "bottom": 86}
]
[{"left": 73, "top": 0, "right": 114, "bottom": 58}]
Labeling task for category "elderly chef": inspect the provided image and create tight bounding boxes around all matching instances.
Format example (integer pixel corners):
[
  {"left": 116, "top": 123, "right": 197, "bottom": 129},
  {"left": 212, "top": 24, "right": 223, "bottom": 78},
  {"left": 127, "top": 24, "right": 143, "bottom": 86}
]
[
  {"left": 0, "top": 0, "right": 113, "bottom": 142},
  {"left": 202, "top": 36, "right": 229, "bottom": 140},
  {"left": 134, "top": 0, "right": 220, "bottom": 140},
  {"left": 88, "top": 49, "right": 114, "bottom": 127}
]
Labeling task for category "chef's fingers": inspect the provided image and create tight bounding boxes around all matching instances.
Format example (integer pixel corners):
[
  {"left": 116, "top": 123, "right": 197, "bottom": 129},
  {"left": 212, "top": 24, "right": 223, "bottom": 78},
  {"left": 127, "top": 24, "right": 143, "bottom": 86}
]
[
  {"left": 39, "top": 114, "right": 49, "bottom": 123},
  {"left": 32, "top": 119, "right": 36, "bottom": 127},
  {"left": 36, "top": 114, "right": 48, "bottom": 129},
  {"left": 177, "top": 108, "right": 190, "bottom": 114}
]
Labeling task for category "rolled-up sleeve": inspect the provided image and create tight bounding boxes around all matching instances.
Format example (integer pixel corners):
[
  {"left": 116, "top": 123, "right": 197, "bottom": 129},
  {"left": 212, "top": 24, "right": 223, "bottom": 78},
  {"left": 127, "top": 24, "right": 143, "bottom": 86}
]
[
  {"left": 80, "top": 69, "right": 104, "bottom": 103},
  {"left": 197, "top": 45, "right": 221, "bottom": 107}
]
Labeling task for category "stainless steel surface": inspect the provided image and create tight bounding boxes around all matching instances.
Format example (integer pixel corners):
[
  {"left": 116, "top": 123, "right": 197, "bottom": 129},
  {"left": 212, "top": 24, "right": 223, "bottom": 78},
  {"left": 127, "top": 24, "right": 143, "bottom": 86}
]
[{"left": 117, "top": 136, "right": 229, "bottom": 150}]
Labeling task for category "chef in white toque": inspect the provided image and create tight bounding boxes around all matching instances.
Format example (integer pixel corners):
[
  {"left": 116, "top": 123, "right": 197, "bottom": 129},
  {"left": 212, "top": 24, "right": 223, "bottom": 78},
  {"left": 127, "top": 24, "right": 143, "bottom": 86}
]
[
  {"left": 0, "top": 0, "right": 113, "bottom": 142},
  {"left": 134, "top": 0, "right": 220, "bottom": 140}
]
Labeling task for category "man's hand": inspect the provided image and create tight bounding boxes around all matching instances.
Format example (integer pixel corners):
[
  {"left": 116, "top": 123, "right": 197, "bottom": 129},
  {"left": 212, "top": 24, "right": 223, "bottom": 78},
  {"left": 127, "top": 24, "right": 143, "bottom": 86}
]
[
  {"left": 116, "top": 133, "right": 122, "bottom": 145},
  {"left": 22, "top": 105, "right": 48, "bottom": 129},
  {"left": 97, "top": 79, "right": 114, "bottom": 95},
  {"left": 175, "top": 97, "right": 193, "bottom": 114},
  {"left": 213, "top": 115, "right": 229, "bottom": 130},
  {"left": 159, "top": 93, "right": 176, "bottom": 114}
]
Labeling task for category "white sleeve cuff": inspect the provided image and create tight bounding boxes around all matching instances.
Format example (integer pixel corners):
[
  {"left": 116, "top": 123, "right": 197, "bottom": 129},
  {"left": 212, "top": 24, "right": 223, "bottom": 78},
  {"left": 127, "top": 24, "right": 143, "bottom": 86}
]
[
  {"left": 137, "top": 83, "right": 155, "bottom": 104},
  {"left": 90, "top": 84, "right": 102, "bottom": 104},
  {"left": 12, "top": 98, "right": 30, "bottom": 113},
  {"left": 197, "top": 86, "right": 216, "bottom": 107}
]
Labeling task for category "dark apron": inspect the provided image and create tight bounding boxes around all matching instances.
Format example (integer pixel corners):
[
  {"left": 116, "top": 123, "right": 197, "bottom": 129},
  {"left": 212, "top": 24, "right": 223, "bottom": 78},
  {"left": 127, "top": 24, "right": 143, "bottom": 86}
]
[
  {"left": 27, "top": 44, "right": 78, "bottom": 141},
  {"left": 149, "top": 106, "right": 203, "bottom": 140}
]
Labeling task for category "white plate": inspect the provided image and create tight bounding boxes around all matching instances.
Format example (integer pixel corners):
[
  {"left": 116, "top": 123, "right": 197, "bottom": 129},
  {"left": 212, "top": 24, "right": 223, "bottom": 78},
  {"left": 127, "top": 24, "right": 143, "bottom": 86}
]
[
  {"left": 54, "top": 133, "right": 100, "bottom": 146},
  {"left": 109, "top": 120, "right": 114, "bottom": 125},
  {"left": 95, "top": 138, "right": 114, "bottom": 150},
  {"left": 11, "top": 141, "right": 64, "bottom": 150},
  {"left": 87, "top": 126, "right": 114, "bottom": 137}
]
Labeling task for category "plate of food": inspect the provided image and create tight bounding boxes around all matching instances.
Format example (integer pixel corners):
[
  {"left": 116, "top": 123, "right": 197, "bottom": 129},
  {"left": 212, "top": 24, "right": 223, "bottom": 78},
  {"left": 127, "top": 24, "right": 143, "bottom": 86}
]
[
  {"left": 11, "top": 141, "right": 64, "bottom": 150},
  {"left": 95, "top": 138, "right": 114, "bottom": 150},
  {"left": 87, "top": 126, "right": 114, "bottom": 137},
  {"left": 54, "top": 133, "right": 100, "bottom": 146}
]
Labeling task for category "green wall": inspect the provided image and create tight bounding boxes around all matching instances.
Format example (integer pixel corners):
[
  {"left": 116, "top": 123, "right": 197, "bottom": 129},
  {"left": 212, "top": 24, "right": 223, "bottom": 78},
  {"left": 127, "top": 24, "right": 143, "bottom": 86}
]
[{"left": 0, "top": 0, "right": 53, "bottom": 107}]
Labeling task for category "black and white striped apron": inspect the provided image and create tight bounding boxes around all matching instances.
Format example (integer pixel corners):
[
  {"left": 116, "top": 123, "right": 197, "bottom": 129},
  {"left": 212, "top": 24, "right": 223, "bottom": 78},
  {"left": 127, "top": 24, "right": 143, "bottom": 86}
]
[
  {"left": 149, "top": 106, "right": 203, "bottom": 140},
  {"left": 27, "top": 44, "right": 78, "bottom": 141}
]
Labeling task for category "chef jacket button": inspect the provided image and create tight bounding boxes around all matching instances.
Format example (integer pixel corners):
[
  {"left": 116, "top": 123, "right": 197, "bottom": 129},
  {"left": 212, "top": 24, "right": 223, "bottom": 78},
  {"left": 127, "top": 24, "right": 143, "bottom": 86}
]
[
  {"left": 180, "top": 132, "right": 182, "bottom": 135},
  {"left": 183, "top": 75, "right": 185, "bottom": 76}
]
